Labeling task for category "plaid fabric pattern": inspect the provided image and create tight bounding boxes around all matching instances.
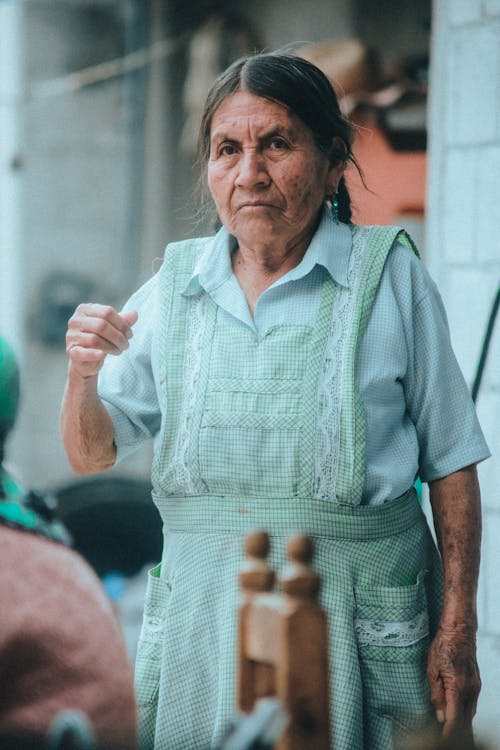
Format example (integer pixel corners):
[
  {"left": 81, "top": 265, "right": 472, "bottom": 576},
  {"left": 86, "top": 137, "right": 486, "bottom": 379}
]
[
  {"left": 136, "top": 497, "right": 442, "bottom": 750},
  {"left": 337, "top": 226, "right": 418, "bottom": 505},
  {"left": 99, "top": 217, "right": 489, "bottom": 504},
  {"left": 131, "top": 229, "right": 445, "bottom": 750}
]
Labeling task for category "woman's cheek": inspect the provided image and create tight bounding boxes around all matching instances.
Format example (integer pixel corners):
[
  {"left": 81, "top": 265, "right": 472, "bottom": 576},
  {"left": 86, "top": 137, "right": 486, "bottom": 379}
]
[
  {"left": 208, "top": 164, "right": 232, "bottom": 194},
  {"left": 286, "top": 174, "right": 312, "bottom": 208}
]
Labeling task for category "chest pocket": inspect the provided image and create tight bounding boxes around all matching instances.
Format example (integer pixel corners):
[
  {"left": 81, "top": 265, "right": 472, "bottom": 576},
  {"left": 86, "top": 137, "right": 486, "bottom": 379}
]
[{"left": 198, "top": 323, "right": 311, "bottom": 497}]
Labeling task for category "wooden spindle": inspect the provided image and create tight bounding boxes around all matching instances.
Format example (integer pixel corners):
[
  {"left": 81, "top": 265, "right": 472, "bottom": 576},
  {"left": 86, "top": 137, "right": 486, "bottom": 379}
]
[{"left": 236, "top": 532, "right": 330, "bottom": 750}]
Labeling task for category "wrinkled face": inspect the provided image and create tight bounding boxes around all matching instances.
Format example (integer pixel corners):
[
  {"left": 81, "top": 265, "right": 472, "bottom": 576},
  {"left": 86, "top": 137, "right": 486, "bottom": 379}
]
[{"left": 207, "top": 91, "right": 344, "bottom": 251}]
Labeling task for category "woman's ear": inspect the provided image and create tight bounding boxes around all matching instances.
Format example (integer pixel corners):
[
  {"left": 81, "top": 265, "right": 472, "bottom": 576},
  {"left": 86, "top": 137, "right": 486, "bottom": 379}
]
[
  {"left": 329, "top": 136, "right": 348, "bottom": 165},
  {"left": 326, "top": 159, "right": 346, "bottom": 194},
  {"left": 326, "top": 136, "right": 347, "bottom": 189}
]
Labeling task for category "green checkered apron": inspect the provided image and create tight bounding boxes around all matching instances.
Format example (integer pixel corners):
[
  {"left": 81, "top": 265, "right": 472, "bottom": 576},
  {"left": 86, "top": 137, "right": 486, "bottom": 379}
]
[{"left": 134, "top": 226, "right": 443, "bottom": 750}]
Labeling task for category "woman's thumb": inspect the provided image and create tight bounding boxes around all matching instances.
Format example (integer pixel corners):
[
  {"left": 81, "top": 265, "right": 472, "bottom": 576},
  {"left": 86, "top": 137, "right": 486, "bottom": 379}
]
[{"left": 121, "top": 309, "right": 139, "bottom": 326}]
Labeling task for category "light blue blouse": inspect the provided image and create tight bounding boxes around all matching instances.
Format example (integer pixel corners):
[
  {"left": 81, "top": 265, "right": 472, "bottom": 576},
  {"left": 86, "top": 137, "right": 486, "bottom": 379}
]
[{"left": 98, "top": 210, "right": 490, "bottom": 505}]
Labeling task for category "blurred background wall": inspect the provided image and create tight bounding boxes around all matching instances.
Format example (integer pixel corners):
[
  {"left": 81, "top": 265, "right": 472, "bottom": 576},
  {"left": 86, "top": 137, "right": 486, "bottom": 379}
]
[
  {"left": 0, "top": 0, "right": 498, "bottom": 741},
  {"left": 427, "top": 2, "right": 500, "bottom": 744}
]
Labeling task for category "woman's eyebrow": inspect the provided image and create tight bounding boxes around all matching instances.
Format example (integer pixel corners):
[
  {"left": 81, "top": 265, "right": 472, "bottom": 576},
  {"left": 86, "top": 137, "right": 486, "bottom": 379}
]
[
  {"left": 260, "top": 124, "right": 296, "bottom": 140},
  {"left": 210, "top": 123, "right": 297, "bottom": 144},
  {"left": 210, "top": 131, "right": 237, "bottom": 143}
]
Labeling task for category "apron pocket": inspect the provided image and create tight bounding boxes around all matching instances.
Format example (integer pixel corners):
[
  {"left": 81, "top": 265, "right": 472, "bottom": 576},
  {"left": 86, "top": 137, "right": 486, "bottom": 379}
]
[
  {"left": 354, "top": 570, "right": 432, "bottom": 735},
  {"left": 199, "top": 412, "right": 300, "bottom": 496},
  {"left": 134, "top": 563, "right": 171, "bottom": 708}
]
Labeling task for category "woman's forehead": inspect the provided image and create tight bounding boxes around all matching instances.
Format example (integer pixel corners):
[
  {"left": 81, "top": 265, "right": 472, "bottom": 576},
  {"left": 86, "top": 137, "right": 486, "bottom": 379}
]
[{"left": 210, "top": 91, "right": 304, "bottom": 139}]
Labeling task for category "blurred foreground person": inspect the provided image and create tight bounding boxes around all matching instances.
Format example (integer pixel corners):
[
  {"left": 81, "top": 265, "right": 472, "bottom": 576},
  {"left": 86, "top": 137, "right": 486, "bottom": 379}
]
[
  {"left": 0, "top": 336, "right": 137, "bottom": 750},
  {"left": 61, "top": 52, "right": 489, "bottom": 749}
]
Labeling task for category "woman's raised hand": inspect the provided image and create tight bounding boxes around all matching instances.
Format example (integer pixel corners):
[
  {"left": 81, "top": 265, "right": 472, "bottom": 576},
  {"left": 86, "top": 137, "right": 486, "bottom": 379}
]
[{"left": 65, "top": 303, "right": 138, "bottom": 378}]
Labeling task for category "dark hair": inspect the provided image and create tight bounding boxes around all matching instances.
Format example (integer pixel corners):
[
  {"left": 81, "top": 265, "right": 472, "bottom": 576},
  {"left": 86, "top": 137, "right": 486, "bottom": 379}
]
[{"left": 197, "top": 51, "right": 358, "bottom": 223}]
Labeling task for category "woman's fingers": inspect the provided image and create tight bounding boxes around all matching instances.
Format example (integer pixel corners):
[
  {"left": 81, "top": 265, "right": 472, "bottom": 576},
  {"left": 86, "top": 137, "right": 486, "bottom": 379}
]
[
  {"left": 427, "top": 625, "right": 481, "bottom": 737},
  {"left": 121, "top": 309, "right": 139, "bottom": 327},
  {"left": 65, "top": 303, "right": 138, "bottom": 376},
  {"left": 68, "top": 304, "right": 134, "bottom": 350},
  {"left": 427, "top": 644, "right": 446, "bottom": 723},
  {"left": 68, "top": 345, "right": 110, "bottom": 362}
]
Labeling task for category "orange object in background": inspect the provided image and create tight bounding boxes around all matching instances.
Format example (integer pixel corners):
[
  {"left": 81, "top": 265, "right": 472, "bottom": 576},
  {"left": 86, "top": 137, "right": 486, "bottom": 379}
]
[
  {"left": 297, "top": 39, "right": 428, "bottom": 229},
  {"left": 348, "top": 115, "right": 427, "bottom": 226}
]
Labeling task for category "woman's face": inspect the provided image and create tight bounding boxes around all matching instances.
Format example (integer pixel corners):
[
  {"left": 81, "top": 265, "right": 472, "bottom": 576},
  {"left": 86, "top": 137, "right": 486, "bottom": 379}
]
[{"left": 207, "top": 91, "right": 344, "bottom": 252}]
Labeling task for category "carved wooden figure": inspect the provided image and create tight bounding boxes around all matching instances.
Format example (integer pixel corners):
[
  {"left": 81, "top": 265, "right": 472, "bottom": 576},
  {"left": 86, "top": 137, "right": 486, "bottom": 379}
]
[{"left": 237, "top": 531, "right": 330, "bottom": 750}]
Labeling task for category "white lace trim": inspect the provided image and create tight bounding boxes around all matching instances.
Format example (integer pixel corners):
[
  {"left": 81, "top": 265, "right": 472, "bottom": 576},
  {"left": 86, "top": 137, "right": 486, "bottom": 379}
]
[
  {"left": 172, "top": 292, "right": 207, "bottom": 493},
  {"left": 313, "top": 226, "right": 372, "bottom": 501},
  {"left": 355, "top": 610, "right": 429, "bottom": 647},
  {"left": 139, "top": 613, "right": 167, "bottom": 645}
]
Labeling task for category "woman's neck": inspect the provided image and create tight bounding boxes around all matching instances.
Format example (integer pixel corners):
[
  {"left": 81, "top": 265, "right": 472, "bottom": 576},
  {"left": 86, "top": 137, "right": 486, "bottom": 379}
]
[{"left": 231, "top": 227, "right": 315, "bottom": 317}]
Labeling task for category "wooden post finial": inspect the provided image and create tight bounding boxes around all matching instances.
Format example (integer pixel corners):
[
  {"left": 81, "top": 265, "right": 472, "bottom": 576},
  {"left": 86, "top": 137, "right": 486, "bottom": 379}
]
[
  {"left": 245, "top": 530, "right": 270, "bottom": 560},
  {"left": 281, "top": 534, "right": 320, "bottom": 600},
  {"left": 287, "top": 534, "right": 314, "bottom": 565},
  {"left": 239, "top": 530, "right": 275, "bottom": 593}
]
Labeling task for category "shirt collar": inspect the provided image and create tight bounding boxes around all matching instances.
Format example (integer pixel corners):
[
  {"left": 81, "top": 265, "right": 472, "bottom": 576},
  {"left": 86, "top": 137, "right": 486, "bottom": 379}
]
[
  {"left": 280, "top": 207, "right": 351, "bottom": 288},
  {"left": 182, "top": 206, "right": 352, "bottom": 297},
  {"left": 183, "top": 225, "right": 235, "bottom": 297}
]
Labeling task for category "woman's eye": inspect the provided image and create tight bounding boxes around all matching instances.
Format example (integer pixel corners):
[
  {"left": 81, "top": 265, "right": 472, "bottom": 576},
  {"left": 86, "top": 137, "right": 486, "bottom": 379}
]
[
  {"left": 219, "top": 143, "right": 237, "bottom": 156},
  {"left": 269, "top": 138, "right": 288, "bottom": 150}
]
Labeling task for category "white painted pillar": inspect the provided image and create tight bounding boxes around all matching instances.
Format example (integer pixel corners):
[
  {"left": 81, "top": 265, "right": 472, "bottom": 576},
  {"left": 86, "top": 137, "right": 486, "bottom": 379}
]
[
  {"left": 0, "top": 1, "right": 24, "bottom": 351},
  {"left": 427, "top": 1, "right": 500, "bottom": 743}
]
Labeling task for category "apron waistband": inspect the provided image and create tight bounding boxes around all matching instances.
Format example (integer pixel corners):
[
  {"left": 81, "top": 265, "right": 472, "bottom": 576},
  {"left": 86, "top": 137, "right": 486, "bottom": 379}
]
[{"left": 152, "top": 488, "right": 423, "bottom": 541}]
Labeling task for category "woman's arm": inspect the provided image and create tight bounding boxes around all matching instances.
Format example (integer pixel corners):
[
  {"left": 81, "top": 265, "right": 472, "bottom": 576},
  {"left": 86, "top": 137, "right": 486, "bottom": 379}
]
[
  {"left": 427, "top": 463, "right": 482, "bottom": 739},
  {"left": 60, "top": 303, "right": 137, "bottom": 474}
]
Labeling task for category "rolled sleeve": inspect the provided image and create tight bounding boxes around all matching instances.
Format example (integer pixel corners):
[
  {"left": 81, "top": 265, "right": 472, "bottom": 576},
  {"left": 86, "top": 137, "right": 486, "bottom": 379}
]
[
  {"left": 98, "top": 274, "right": 162, "bottom": 463},
  {"left": 403, "top": 268, "right": 490, "bottom": 482}
]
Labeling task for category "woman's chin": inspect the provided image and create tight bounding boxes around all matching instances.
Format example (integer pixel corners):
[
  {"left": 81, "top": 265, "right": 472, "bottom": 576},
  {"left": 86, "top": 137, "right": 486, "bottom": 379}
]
[{"left": 229, "top": 215, "right": 282, "bottom": 243}]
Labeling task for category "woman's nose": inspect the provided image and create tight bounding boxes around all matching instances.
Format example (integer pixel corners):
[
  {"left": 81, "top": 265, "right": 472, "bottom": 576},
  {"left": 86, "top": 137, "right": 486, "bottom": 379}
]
[{"left": 235, "top": 149, "right": 270, "bottom": 188}]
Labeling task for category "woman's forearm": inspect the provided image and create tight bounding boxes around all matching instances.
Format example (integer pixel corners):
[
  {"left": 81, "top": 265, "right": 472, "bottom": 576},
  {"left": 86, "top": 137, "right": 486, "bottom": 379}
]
[
  {"left": 429, "top": 464, "right": 482, "bottom": 629},
  {"left": 427, "top": 464, "right": 482, "bottom": 734},
  {"left": 60, "top": 365, "right": 116, "bottom": 474},
  {"left": 61, "top": 303, "right": 138, "bottom": 474}
]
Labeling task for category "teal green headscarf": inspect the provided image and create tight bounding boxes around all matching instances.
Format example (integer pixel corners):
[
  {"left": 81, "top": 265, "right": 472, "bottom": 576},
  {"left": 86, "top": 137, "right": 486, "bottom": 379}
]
[{"left": 0, "top": 336, "right": 20, "bottom": 429}]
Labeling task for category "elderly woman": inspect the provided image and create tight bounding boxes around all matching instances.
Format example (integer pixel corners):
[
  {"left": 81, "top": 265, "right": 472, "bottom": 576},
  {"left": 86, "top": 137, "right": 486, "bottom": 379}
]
[{"left": 61, "top": 53, "right": 489, "bottom": 750}]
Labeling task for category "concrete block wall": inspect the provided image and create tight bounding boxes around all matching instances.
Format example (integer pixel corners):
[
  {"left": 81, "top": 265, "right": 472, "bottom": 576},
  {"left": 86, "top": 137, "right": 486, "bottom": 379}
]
[
  {"left": 0, "top": 2, "right": 24, "bottom": 349},
  {"left": 427, "top": 0, "right": 500, "bottom": 742},
  {"left": 1, "top": 1, "right": 155, "bottom": 490}
]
